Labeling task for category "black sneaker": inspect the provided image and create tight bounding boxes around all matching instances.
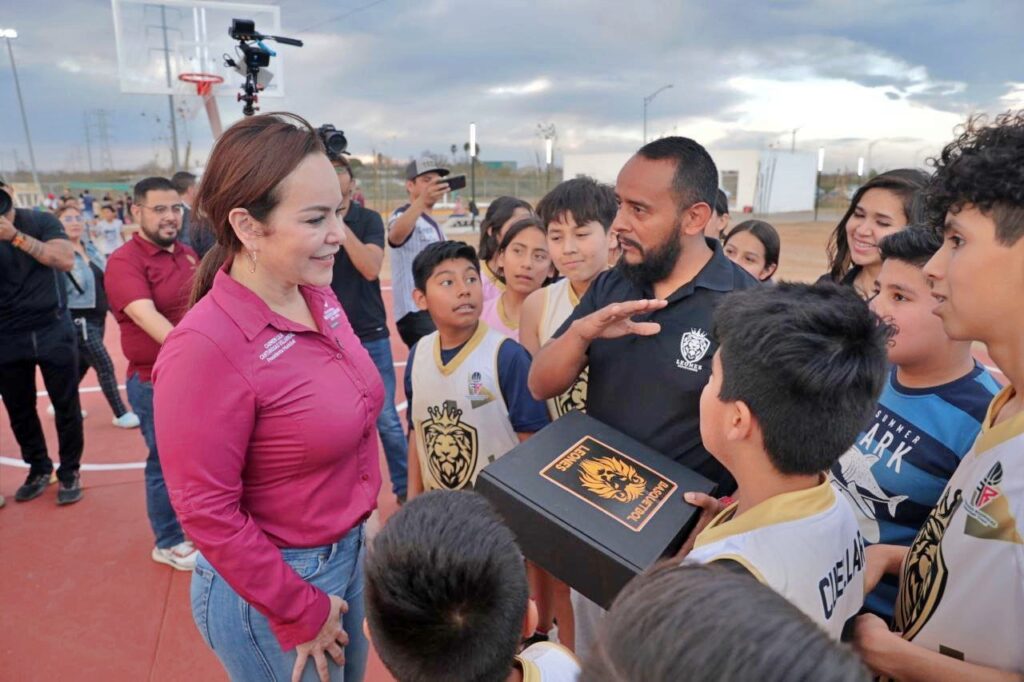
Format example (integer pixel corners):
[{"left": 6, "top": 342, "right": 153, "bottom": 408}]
[
  {"left": 15, "top": 472, "right": 52, "bottom": 502},
  {"left": 57, "top": 473, "right": 83, "bottom": 505}
]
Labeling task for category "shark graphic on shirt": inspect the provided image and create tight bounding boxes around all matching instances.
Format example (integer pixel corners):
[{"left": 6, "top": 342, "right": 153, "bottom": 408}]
[{"left": 830, "top": 446, "right": 909, "bottom": 543}]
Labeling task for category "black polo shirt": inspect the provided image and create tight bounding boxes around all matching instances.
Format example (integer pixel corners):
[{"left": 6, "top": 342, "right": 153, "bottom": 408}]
[
  {"left": 554, "top": 239, "right": 757, "bottom": 495},
  {"left": 0, "top": 209, "right": 68, "bottom": 334},
  {"left": 330, "top": 202, "right": 389, "bottom": 343}
]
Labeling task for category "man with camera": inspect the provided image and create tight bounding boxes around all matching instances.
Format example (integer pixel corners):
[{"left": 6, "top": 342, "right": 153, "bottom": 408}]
[
  {"left": 328, "top": 154, "right": 409, "bottom": 503},
  {"left": 0, "top": 179, "right": 85, "bottom": 505},
  {"left": 388, "top": 159, "right": 452, "bottom": 348}
]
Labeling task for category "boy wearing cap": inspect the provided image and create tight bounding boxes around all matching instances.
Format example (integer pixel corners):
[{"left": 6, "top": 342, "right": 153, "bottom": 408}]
[{"left": 388, "top": 159, "right": 452, "bottom": 348}]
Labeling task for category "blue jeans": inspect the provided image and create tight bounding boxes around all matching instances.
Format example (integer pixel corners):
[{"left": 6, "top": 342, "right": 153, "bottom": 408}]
[
  {"left": 191, "top": 524, "right": 368, "bottom": 682},
  {"left": 361, "top": 337, "right": 407, "bottom": 499},
  {"left": 127, "top": 373, "right": 185, "bottom": 549}
]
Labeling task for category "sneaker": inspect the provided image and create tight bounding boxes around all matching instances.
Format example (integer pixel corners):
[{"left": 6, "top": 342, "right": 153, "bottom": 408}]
[
  {"left": 57, "top": 473, "right": 83, "bottom": 505},
  {"left": 46, "top": 404, "right": 88, "bottom": 418},
  {"left": 0, "top": 494, "right": 6, "bottom": 508},
  {"left": 152, "top": 541, "right": 198, "bottom": 571},
  {"left": 112, "top": 412, "right": 141, "bottom": 429},
  {"left": 15, "top": 472, "right": 53, "bottom": 502}
]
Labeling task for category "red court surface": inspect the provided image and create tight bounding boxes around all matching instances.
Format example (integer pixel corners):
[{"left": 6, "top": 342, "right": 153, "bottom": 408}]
[
  {"left": 0, "top": 269, "right": 1007, "bottom": 682},
  {"left": 0, "top": 287, "right": 406, "bottom": 682}
]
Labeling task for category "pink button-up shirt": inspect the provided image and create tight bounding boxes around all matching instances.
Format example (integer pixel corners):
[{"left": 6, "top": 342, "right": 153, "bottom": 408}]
[{"left": 153, "top": 269, "right": 383, "bottom": 650}]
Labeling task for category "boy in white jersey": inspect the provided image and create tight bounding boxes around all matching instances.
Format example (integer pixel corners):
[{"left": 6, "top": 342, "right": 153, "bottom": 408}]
[
  {"left": 365, "top": 490, "right": 580, "bottom": 682},
  {"left": 520, "top": 177, "right": 618, "bottom": 420},
  {"left": 404, "top": 241, "right": 549, "bottom": 499},
  {"left": 582, "top": 562, "right": 870, "bottom": 682},
  {"left": 681, "top": 283, "right": 889, "bottom": 640},
  {"left": 518, "top": 177, "right": 618, "bottom": 649},
  {"left": 853, "top": 112, "right": 1024, "bottom": 680}
]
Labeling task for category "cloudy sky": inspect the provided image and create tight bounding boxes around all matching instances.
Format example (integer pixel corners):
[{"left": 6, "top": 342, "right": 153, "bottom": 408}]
[{"left": 2, "top": 0, "right": 1022, "bottom": 174}]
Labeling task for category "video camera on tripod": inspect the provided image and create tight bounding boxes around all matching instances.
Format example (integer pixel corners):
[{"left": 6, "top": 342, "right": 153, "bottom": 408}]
[{"left": 224, "top": 19, "right": 303, "bottom": 116}]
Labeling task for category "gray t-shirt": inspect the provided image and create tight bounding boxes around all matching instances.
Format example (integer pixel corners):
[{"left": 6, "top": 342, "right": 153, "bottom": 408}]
[{"left": 387, "top": 204, "right": 445, "bottom": 321}]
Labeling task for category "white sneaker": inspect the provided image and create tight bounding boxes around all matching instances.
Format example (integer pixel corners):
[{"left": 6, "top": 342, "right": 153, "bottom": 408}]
[
  {"left": 151, "top": 541, "right": 198, "bottom": 571},
  {"left": 46, "top": 404, "right": 88, "bottom": 418},
  {"left": 112, "top": 412, "right": 141, "bottom": 429}
]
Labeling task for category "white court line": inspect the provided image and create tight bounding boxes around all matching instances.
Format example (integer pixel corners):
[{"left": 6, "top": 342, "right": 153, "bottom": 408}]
[
  {"left": 0, "top": 401, "right": 410, "bottom": 471},
  {"left": 5, "top": 359, "right": 408, "bottom": 400}
]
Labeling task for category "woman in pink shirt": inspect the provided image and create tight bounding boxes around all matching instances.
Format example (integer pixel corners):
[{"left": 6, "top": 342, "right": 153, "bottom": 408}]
[{"left": 153, "top": 113, "right": 383, "bottom": 682}]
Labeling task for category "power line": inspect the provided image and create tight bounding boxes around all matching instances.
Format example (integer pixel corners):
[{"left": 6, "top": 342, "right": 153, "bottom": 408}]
[{"left": 297, "top": 0, "right": 389, "bottom": 33}]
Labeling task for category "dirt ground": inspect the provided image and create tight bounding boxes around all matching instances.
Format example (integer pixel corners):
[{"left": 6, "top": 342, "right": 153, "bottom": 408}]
[{"left": 378, "top": 215, "right": 838, "bottom": 283}]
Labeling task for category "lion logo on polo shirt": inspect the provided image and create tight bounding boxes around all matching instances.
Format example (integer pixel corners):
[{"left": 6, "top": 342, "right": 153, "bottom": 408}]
[
  {"left": 423, "top": 400, "right": 478, "bottom": 490},
  {"left": 677, "top": 329, "right": 711, "bottom": 372}
]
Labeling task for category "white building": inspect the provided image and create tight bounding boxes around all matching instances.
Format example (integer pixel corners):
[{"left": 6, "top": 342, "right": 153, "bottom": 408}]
[{"left": 563, "top": 148, "right": 818, "bottom": 214}]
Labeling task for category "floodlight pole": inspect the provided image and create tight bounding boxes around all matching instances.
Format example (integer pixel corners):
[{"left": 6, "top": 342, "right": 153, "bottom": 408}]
[{"left": 2, "top": 29, "right": 41, "bottom": 191}]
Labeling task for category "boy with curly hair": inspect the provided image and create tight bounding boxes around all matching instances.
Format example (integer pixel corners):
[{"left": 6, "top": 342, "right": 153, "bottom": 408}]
[{"left": 853, "top": 111, "right": 1024, "bottom": 680}]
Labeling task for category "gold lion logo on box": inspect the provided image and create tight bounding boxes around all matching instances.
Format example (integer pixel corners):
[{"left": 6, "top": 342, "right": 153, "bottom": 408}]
[{"left": 578, "top": 455, "right": 647, "bottom": 503}]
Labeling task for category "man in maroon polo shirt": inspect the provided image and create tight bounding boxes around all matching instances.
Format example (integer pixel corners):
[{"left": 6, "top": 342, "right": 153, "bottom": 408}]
[{"left": 106, "top": 176, "right": 199, "bottom": 571}]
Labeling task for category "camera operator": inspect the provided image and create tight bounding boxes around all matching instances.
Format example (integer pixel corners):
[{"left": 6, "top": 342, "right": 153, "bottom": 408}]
[
  {"left": 329, "top": 155, "right": 408, "bottom": 504},
  {"left": 387, "top": 159, "right": 451, "bottom": 348},
  {"left": 0, "top": 178, "right": 85, "bottom": 505}
]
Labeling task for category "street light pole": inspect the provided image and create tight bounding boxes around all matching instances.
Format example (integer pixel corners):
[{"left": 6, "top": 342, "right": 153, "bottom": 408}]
[
  {"left": 814, "top": 147, "right": 825, "bottom": 222},
  {"left": 642, "top": 84, "right": 673, "bottom": 143},
  {"left": 1, "top": 29, "right": 41, "bottom": 191},
  {"left": 469, "top": 122, "right": 477, "bottom": 208}
]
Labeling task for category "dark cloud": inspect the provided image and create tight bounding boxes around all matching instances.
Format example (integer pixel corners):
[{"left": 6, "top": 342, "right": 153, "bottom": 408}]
[{"left": 0, "top": 0, "right": 1018, "bottom": 172}]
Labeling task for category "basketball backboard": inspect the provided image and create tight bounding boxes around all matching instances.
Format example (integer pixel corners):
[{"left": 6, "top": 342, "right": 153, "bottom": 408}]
[{"left": 111, "top": 0, "right": 286, "bottom": 98}]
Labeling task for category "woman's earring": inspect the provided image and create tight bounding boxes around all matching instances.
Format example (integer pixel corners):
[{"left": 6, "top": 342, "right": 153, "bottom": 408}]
[{"left": 248, "top": 249, "right": 258, "bottom": 274}]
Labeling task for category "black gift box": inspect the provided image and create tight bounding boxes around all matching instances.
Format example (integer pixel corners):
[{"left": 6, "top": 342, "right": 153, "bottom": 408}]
[{"left": 476, "top": 411, "right": 716, "bottom": 610}]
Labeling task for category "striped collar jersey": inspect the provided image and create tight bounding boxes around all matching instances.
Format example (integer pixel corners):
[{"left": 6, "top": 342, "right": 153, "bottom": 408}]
[
  {"left": 409, "top": 323, "right": 519, "bottom": 491},
  {"left": 829, "top": 363, "right": 1000, "bottom": 617},
  {"left": 894, "top": 386, "right": 1024, "bottom": 673},
  {"left": 687, "top": 479, "right": 865, "bottom": 640}
]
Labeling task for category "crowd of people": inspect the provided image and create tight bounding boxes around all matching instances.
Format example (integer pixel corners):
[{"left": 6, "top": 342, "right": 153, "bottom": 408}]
[{"left": 1, "top": 107, "right": 1022, "bottom": 682}]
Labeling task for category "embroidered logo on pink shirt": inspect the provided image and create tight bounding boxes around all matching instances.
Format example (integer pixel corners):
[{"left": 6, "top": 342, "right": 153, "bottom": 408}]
[
  {"left": 260, "top": 333, "right": 297, "bottom": 363},
  {"left": 324, "top": 303, "right": 342, "bottom": 329}
]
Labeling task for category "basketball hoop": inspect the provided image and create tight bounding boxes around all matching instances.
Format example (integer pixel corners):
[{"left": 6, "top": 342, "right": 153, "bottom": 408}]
[
  {"left": 178, "top": 72, "right": 224, "bottom": 97},
  {"left": 177, "top": 73, "right": 225, "bottom": 139}
]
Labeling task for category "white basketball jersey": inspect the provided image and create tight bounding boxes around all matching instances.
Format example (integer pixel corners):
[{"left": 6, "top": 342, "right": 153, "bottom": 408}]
[
  {"left": 411, "top": 323, "right": 519, "bottom": 491},
  {"left": 515, "top": 642, "right": 581, "bottom": 682},
  {"left": 687, "top": 479, "right": 865, "bottom": 640},
  {"left": 893, "top": 387, "right": 1024, "bottom": 672},
  {"left": 538, "top": 278, "right": 589, "bottom": 420}
]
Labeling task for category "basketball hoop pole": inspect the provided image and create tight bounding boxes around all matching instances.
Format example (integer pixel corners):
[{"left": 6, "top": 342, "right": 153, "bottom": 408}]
[{"left": 179, "top": 73, "right": 224, "bottom": 139}]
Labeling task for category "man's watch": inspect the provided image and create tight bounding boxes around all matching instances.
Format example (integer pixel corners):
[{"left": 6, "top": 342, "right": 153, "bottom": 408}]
[{"left": 11, "top": 231, "right": 28, "bottom": 249}]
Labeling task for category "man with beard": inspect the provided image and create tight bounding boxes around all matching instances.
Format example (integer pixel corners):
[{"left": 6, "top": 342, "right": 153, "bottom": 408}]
[
  {"left": 528, "top": 138, "right": 756, "bottom": 656},
  {"left": 106, "top": 177, "right": 199, "bottom": 570}
]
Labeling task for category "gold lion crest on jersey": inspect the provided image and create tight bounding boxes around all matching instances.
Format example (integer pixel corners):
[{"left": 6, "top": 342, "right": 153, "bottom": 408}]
[
  {"left": 554, "top": 368, "right": 589, "bottom": 417},
  {"left": 895, "top": 486, "right": 962, "bottom": 640},
  {"left": 578, "top": 456, "right": 647, "bottom": 503},
  {"left": 423, "top": 400, "right": 478, "bottom": 490}
]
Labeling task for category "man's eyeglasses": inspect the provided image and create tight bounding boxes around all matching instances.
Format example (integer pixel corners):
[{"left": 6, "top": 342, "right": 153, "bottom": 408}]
[
  {"left": 138, "top": 203, "right": 185, "bottom": 217},
  {"left": 61, "top": 215, "right": 84, "bottom": 222}
]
